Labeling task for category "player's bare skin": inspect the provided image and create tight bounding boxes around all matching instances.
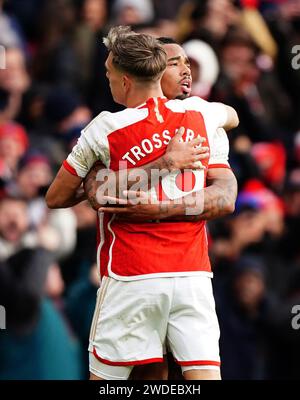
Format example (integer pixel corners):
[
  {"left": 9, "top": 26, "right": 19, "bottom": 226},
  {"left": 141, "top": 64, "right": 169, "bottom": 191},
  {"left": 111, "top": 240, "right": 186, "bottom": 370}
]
[
  {"left": 86, "top": 167, "right": 237, "bottom": 222},
  {"left": 46, "top": 36, "right": 238, "bottom": 381},
  {"left": 83, "top": 41, "right": 238, "bottom": 381},
  {"left": 46, "top": 127, "right": 209, "bottom": 209}
]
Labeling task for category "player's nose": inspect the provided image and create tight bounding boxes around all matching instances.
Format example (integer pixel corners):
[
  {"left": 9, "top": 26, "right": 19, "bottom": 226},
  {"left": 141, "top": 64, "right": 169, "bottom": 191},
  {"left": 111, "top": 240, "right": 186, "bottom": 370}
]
[{"left": 181, "top": 63, "right": 191, "bottom": 77}]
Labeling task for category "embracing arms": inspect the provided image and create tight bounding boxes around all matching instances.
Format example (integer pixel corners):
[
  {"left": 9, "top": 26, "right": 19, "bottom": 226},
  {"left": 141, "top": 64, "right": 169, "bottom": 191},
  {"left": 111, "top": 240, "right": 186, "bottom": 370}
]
[
  {"left": 45, "top": 128, "right": 208, "bottom": 209},
  {"left": 90, "top": 167, "right": 238, "bottom": 222}
]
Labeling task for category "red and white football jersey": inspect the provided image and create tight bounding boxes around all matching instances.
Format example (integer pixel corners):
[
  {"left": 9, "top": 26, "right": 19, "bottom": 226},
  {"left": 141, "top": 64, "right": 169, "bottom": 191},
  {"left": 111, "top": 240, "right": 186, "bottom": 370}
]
[{"left": 63, "top": 96, "right": 230, "bottom": 281}]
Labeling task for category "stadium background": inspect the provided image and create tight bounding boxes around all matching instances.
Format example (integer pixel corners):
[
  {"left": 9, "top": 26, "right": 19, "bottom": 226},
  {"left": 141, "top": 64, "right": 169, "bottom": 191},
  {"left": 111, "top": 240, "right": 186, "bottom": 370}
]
[{"left": 0, "top": 0, "right": 300, "bottom": 380}]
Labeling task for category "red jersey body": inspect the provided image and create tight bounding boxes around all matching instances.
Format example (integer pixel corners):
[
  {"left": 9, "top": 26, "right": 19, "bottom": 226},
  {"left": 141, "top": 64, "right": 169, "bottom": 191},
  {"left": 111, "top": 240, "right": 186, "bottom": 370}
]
[{"left": 64, "top": 96, "right": 230, "bottom": 281}]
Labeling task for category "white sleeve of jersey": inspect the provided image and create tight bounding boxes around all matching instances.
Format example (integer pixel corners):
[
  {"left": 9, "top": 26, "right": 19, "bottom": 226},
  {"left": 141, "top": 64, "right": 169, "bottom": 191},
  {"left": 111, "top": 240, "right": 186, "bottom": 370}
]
[
  {"left": 178, "top": 97, "right": 230, "bottom": 168},
  {"left": 66, "top": 114, "right": 110, "bottom": 178},
  {"left": 191, "top": 97, "right": 227, "bottom": 131},
  {"left": 66, "top": 133, "right": 98, "bottom": 178},
  {"left": 184, "top": 97, "right": 230, "bottom": 168},
  {"left": 208, "top": 127, "right": 230, "bottom": 168},
  {"left": 208, "top": 102, "right": 228, "bottom": 129}
]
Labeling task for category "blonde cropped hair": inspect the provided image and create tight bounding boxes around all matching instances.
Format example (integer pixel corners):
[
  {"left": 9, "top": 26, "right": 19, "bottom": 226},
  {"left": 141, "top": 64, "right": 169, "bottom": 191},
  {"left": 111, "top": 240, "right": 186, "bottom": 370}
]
[{"left": 103, "top": 26, "right": 167, "bottom": 82}]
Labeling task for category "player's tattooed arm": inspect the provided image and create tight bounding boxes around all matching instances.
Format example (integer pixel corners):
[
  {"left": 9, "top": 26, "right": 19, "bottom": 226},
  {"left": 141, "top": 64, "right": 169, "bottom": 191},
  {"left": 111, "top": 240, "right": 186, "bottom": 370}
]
[
  {"left": 97, "top": 168, "right": 237, "bottom": 222},
  {"left": 163, "top": 168, "right": 237, "bottom": 221},
  {"left": 83, "top": 161, "right": 104, "bottom": 210},
  {"left": 46, "top": 166, "right": 87, "bottom": 208},
  {"left": 84, "top": 127, "right": 209, "bottom": 209}
]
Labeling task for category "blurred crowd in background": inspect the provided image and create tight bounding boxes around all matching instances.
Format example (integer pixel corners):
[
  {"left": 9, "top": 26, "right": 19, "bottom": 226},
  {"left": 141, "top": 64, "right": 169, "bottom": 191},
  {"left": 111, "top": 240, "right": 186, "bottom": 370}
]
[{"left": 0, "top": 0, "right": 300, "bottom": 380}]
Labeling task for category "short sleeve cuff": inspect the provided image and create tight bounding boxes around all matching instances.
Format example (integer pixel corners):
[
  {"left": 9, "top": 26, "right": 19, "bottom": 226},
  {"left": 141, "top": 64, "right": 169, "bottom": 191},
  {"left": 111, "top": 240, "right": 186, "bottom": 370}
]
[
  {"left": 208, "top": 163, "right": 231, "bottom": 169},
  {"left": 63, "top": 160, "right": 79, "bottom": 176}
]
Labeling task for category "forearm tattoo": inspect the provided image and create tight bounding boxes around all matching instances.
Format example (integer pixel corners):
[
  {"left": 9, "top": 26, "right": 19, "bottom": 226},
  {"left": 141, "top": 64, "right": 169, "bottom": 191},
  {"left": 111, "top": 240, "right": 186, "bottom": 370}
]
[
  {"left": 163, "top": 174, "right": 237, "bottom": 222},
  {"left": 186, "top": 176, "right": 237, "bottom": 221},
  {"left": 84, "top": 162, "right": 102, "bottom": 209}
]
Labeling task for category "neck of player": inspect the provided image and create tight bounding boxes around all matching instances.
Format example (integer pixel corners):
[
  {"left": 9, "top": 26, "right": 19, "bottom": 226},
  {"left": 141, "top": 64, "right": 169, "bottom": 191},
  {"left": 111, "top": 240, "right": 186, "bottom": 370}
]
[{"left": 125, "top": 84, "right": 164, "bottom": 108}]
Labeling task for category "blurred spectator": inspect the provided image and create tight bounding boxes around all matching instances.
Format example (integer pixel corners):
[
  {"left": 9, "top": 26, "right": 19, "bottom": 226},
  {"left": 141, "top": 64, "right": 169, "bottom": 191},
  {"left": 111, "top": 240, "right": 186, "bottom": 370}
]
[
  {"left": 0, "top": 121, "right": 29, "bottom": 181},
  {"left": 284, "top": 168, "right": 300, "bottom": 217},
  {"left": 0, "top": 247, "right": 83, "bottom": 379},
  {"left": 45, "top": 261, "right": 65, "bottom": 301},
  {"left": 176, "top": 0, "right": 240, "bottom": 46},
  {"left": 280, "top": 168, "right": 300, "bottom": 266},
  {"left": 0, "top": 0, "right": 24, "bottom": 48},
  {"left": 182, "top": 39, "right": 219, "bottom": 99},
  {"left": 66, "top": 262, "right": 98, "bottom": 378},
  {"left": 27, "top": 88, "right": 92, "bottom": 165},
  {"left": 4, "top": 152, "right": 77, "bottom": 260},
  {"left": 17, "top": 84, "right": 49, "bottom": 135},
  {"left": 216, "top": 255, "right": 275, "bottom": 379},
  {"left": 251, "top": 142, "right": 287, "bottom": 191},
  {"left": 265, "top": 267, "right": 300, "bottom": 379},
  {"left": 31, "top": 0, "right": 81, "bottom": 90},
  {"left": 9, "top": 151, "right": 52, "bottom": 201},
  {"left": 0, "top": 195, "right": 67, "bottom": 261},
  {"left": 152, "top": 0, "right": 186, "bottom": 20},
  {"left": 112, "top": 0, "right": 155, "bottom": 25},
  {"left": 294, "top": 130, "right": 300, "bottom": 166},
  {"left": 264, "top": 0, "right": 300, "bottom": 130},
  {"left": 210, "top": 178, "right": 288, "bottom": 297},
  {"left": 228, "top": 133, "right": 261, "bottom": 188},
  {"left": 236, "top": 179, "right": 285, "bottom": 237},
  {"left": 212, "top": 28, "right": 292, "bottom": 143},
  {"left": 211, "top": 200, "right": 267, "bottom": 263},
  {"left": 60, "top": 200, "right": 96, "bottom": 287},
  {"left": 72, "top": 0, "right": 118, "bottom": 114},
  {"left": 80, "top": 0, "right": 108, "bottom": 32},
  {"left": 88, "top": 38, "right": 123, "bottom": 115},
  {"left": 0, "top": 196, "right": 31, "bottom": 260},
  {"left": 72, "top": 0, "right": 108, "bottom": 90},
  {"left": 44, "top": 88, "right": 91, "bottom": 145},
  {"left": 0, "top": 47, "right": 30, "bottom": 121},
  {"left": 240, "top": 1, "right": 278, "bottom": 59},
  {"left": 2, "top": 0, "right": 46, "bottom": 45}
]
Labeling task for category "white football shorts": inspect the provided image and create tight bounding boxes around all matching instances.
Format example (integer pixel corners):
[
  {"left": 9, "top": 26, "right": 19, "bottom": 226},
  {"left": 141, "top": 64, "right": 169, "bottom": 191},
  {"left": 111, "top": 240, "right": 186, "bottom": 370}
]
[{"left": 88, "top": 275, "right": 220, "bottom": 380}]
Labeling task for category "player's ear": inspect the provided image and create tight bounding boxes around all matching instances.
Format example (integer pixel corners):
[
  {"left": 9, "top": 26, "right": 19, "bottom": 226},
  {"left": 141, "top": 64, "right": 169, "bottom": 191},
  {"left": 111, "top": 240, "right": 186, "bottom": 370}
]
[{"left": 123, "top": 75, "right": 131, "bottom": 92}]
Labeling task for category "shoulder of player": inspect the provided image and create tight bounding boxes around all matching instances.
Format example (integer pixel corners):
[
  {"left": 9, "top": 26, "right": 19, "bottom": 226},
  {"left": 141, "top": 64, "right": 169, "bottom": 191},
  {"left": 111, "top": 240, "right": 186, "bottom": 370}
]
[
  {"left": 81, "top": 110, "right": 112, "bottom": 133},
  {"left": 165, "top": 96, "right": 212, "bottom": 112},
  {"left": 82, "top": 108, "right": 149, "bottom": 137}
]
